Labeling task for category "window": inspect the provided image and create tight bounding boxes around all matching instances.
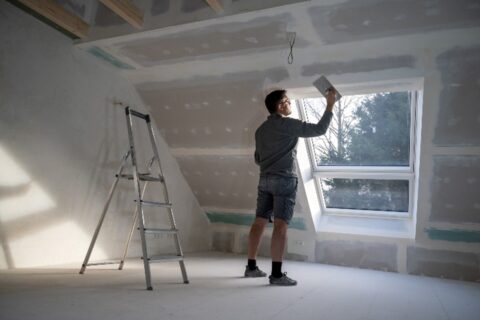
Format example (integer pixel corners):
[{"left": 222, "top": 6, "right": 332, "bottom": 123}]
[{"left": 298, "top": 91, "right": 418, "bottom": 219}]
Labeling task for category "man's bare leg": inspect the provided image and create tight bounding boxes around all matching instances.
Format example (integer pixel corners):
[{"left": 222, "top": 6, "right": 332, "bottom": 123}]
[
  {"left": 245, "top": 217, "right": 268, "bottom": 277},
  {"left": 269, "top": 218, "right": 296, "bottom": 285},
  {"left": 271, "top": 219, "right": 288, "bottom": 262},
  {"left": 248, "top": 217, "right": 268, "bottom": 259}
]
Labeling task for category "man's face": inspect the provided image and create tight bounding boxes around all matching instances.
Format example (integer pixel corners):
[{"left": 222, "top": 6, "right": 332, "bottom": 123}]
[{"left": 277, "top": 96, "right": 292, "bottom": 116}]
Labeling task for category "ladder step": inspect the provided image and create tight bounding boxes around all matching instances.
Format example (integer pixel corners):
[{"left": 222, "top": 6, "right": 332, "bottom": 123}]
[
  {"left": 117, "top": 173, "right": 164, "bottom": 182},
  {"left": 139, "top": 173, "right": 164, "bottom": 182},
  {"left": 87, "top": 261, "right": 120, "bottom": 266},
  {"left": 144, "top": 255, "right": 184, "bottom": 263},
  {"left": 140, "top": 228, "right": 178, "bottom": 234},
  {"left": 140, "top": 200, "right": 172, "bottom": 208}
]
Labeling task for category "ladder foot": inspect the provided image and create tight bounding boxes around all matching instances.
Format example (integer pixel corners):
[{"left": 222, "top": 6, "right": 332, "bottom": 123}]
[
  {"left": 184, "top": 280, "right": 189, "bottom": 284},
  {"left": 79, "top": 265, "right": 86, "bottom": 274},
  {"left": 147, "top": 286, "right": 153, "bottom": 291}
]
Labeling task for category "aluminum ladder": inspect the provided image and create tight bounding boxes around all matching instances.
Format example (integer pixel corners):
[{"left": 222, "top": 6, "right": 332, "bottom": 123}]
[{"left": 79, "top": 106, "right": 189, "bottom": 290}]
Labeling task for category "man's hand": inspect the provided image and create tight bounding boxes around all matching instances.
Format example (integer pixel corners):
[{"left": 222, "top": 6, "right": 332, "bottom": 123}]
[{"left": 325, "top": 88, "right": 336, "bottom": 112}]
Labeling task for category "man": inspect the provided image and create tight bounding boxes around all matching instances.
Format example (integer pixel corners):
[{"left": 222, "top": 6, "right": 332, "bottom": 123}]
[{"left": 245, "top": 88, "right": 336, "bottom": 286}]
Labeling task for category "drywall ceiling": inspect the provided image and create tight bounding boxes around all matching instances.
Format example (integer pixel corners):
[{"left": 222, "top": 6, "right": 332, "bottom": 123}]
[
  {"left": 89, "top": 0, "right": 309, "bottom": 41},
  {"left": 115, "top": 13, "right": 300, "bottom": 67},
  {"left": 77, "top": 0, "right": 480, "bottom": 226}
]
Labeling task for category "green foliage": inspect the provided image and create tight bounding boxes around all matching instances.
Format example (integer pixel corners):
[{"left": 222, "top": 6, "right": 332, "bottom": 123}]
[
  {"left": 348, "top": 92, "right": 410, "bottom": 166},
  {"left": 323, "top": 178, "right": 409, "bottom": 212}
]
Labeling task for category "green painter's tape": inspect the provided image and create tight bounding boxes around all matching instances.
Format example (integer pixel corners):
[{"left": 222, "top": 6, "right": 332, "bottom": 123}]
[
  {"left": 425, "top": 228, "right": 480, "bottom": 243},
  {"left": 205, "top": 212, "right": 306, "bottom": 231},
  {"left": 87, "top": 46, "right": 135, "bottom": 70}
]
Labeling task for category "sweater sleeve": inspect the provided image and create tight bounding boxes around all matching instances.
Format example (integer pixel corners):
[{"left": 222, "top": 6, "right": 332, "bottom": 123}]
[{"left": 284, "top": 111, "right": 334, "bottom": 138}]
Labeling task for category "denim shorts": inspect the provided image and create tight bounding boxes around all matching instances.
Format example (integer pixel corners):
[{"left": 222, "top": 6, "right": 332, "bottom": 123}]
[{"left": 255, "top": 174, "right": 298, "bottom": 224}]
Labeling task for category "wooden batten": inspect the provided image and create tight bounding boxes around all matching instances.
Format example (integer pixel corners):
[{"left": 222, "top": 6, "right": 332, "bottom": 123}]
[
  {"left": 99, "top": 0, "right": 144, "bottom": 29},
  {"left": 205, "top": 0, "right": 224, "bottom": 14},
  {"left": 17, "top": 0, "right": 89, "bottom": 39}
]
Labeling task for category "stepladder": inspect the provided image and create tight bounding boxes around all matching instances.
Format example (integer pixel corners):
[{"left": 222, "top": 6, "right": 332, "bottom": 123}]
[{"left": 79, "top": 106, "right": 189, "bottom": 290}]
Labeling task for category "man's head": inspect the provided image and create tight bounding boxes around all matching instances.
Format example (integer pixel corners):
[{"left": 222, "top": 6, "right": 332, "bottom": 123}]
[{"left": 264, "top": 89, "right": 291, "bottom": 116}]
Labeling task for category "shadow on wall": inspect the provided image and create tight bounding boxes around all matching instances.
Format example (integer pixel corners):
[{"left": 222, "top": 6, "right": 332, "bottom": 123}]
[
  {"left": 0, "top": 100, "right": 174, "bottom": 269},
  {"left": 0, "top": 100, "right": 139, "bottom": 269},
  {"left": 0, "top": 143, "right": 108, "bottom": 269}
]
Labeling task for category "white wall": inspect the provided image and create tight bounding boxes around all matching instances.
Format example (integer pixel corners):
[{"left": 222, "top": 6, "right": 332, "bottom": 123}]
[{"left": 0, "top": 1, "right": 210, "bottom": 269}]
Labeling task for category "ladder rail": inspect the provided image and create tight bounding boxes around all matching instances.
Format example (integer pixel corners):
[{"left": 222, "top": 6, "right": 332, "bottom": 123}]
[
  {"left": 119, "top": 156, "right": 155, "bottom": 270},
  {"left": 118, "top": 181, "right": 147, "bottom": 270},
  {"left": 79, "top": 150, "right": 130, "bottom": 274},
  {"left": 125, "top": 108, "right": 154, "bottom": 290},
  {"left": 147, "top": 120, "right": 189, "bottom": 283},
  {"left": 146, "top": 121, "right": 170, "bottom": 203}
]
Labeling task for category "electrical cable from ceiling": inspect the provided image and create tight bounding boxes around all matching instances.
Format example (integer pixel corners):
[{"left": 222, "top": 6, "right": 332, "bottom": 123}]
[{"left": 287, "top": 31, "right": 296, "bottom": 64}]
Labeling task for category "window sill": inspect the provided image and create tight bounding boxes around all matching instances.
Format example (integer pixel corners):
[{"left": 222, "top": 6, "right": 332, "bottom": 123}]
[{"left": 317, "top": 214, "right": 416, "bottom": 239}]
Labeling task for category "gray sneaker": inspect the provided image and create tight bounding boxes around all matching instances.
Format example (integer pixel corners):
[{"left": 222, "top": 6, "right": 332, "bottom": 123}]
[
  {"left": 269, "top": 272, "right": 297, "bottom": 286},
  {"left": 244, "top": 266, "right": 267, "bottom": 278}
]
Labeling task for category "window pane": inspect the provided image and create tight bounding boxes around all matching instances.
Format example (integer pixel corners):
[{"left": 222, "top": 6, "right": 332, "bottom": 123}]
[
  {"left": 320, "top": 178, "right": 409, "bottom": 212},
  {"left": 302, "top": 92, "right": 411, "bottom": 167}
]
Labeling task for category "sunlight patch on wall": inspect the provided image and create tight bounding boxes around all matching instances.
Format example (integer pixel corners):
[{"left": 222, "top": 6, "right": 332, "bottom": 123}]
[
  {"left": 0, "top": 144, "right": 108, "bottom": 268},
  {"left": 0, "top": 145, "right": 56, "bottom": 223},
  {"left": 0, "top": 246, "right": 7, "bottom": 269},
  {"left": 0, "top": 182, "right": 56, "bottom": 223},
  {"left": 8, "top": 220, "right": 107, "bottom": 268},
  {"left": 0, "top": 145, "right": 30, "bottom": 187}
]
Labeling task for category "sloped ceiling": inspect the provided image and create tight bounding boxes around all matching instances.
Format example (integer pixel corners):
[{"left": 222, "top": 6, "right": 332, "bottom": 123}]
[
  {"left": 77, "top": 0, "right": 480, "bottom": 226},
  {"left": 115, "top": 13, "right": 297, "bottom": 66},
  {"left": 89, "top": 0, "right": 309, "bottom": 41}
]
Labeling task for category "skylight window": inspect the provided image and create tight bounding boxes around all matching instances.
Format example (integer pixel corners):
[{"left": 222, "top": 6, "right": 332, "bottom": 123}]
[{"left": 298, "top": 91, "right": 419, "bottom": 219}]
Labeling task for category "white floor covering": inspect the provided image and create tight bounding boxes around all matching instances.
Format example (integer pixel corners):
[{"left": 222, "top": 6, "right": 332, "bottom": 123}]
[{"left": 0, "top": 252, "right": 479, "bottom": 320}]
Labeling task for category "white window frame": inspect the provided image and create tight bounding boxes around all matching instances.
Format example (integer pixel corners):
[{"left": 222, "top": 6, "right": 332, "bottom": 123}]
[{"left": 297, "top": 91, "right": 419, "bottom": 220}]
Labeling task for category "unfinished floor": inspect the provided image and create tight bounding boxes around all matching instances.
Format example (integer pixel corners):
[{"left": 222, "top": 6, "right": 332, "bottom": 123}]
[{"left": 0, "top": 252, "right": 479, "bottom": 320}]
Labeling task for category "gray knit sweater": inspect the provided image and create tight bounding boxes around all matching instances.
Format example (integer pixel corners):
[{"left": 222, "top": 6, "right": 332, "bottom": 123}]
[{"left": 254, "top": 111, "right": 333, "bottom": 177}]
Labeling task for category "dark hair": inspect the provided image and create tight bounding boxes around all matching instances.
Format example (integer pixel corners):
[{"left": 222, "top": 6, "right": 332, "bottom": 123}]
[{"left": 264, "top": 89, "right": 286, "bottom": 114}]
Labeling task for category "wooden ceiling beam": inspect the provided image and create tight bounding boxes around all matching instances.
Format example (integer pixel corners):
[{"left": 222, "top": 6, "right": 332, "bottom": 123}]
[
  {"left": 17, "top": 0, "right": 89, "bottom": 39},
  {"left": 99, "top": 0, "right": 144, "bottom": 29},
  {"left": 204, "top": 0, "right": 224, "bottom": 14}
]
